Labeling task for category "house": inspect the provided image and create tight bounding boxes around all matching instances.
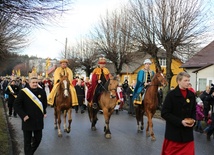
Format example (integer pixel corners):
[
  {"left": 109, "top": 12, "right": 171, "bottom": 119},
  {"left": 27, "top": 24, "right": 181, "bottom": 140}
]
[
  {"left": 180, "top": 41, "right": 214, "bottom": 91},
  {"left": 106, "top": 51, "right": 184, "bottom": 87}
]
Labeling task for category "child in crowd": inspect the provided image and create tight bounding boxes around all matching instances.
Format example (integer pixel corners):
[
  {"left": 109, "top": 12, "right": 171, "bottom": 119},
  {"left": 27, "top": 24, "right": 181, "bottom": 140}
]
[
  {"left": 195, "top": 97, "right": 204, "bottom": 133},
  {"left": 204, "top": 110, "right": 212, "bottom": 133}
]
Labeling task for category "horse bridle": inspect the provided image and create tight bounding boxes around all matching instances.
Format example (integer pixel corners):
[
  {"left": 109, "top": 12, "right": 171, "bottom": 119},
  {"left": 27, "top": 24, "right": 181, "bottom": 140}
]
[
  {"left": 148, "top": 74, "right": 166, "bottom": 87},
  {"left": 100, "top": 80, "right": 117, "bottom": 98},
  {"left": 109, "top": 88, "right": 117, "bottom": 98}
]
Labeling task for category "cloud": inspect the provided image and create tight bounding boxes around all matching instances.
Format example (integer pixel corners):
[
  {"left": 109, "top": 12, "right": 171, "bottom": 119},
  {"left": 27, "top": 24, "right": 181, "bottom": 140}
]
[{"left": 22, "top": 0, "right": 128, "bottom": 59}]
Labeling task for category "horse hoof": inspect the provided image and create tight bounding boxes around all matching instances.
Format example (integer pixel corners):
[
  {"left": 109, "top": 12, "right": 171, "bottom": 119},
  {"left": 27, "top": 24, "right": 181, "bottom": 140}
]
[
  {"left": 67, "top": 129, "right": 70, "bottom": 133},
  {"left": 146, "top": 133, "right": 150, "bottom": 137},
  {"left": 91, "top": 127, "right": 96, "bottom": 131},
  {"left": 58, "top": 133, "right": 62, "bottom": 137},
  {"left": 151, "top": 137, "right": 156, "bottom": 141},
  {"left": 137, "top": 130, "right": 142, "bottom": 133},
  {"left": 140, "top": 126, "right": 144, "bottom": 131},
  {"left": 105, "top": 134, "right": 111, "bottom": 139}
]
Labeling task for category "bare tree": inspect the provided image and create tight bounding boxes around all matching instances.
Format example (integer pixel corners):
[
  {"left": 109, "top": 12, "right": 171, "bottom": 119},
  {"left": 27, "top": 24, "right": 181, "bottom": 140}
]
[
  {"left": 129, "top": 0, "right": 161, "bottom": 70},
  {"left": 129, "top": 0, "right": 212, "bottom": 89},
  {"left": 58, "top": 47, "right": 80, "bottom": 74},
  {"left": 92, "top": 8, "right": 136, "bottom": 75},
  {"left": 0, "top": 0, "right": 72, "bottom": 27},
  {"left": 0, "top": 0, "right": 73, "bottom": 70},
  {"left": 74, "top": 38, "right": 99, "bottom": 77},
  {"left": 0, "top": 12, "right": 29, "bottom": 71},
  {"left": 155, "top": 0, "right": 211, "bottom": 88},
  {"left": 0, "top": 12, "right": 28, "bottom": 51}
]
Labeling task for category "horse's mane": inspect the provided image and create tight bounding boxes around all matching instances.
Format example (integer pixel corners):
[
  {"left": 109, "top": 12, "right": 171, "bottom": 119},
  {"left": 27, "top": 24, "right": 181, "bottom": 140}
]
[
  {"left": 104, "top": 79, "right": 110, "bottom": 91},
  {"left": 103, "top": 77, "right": 118, "bottom": 90}
]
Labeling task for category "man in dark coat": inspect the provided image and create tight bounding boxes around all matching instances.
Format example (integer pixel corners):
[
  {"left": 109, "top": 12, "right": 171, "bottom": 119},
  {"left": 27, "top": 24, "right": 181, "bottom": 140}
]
[
  {"left": 161, "top": 72, "right": 196, "bottom": 155},
  {"left": 14, "top": 75, "right": 47, "bottom": 155},
  {"left": 5, "top": 80, "right": 20, "bottom": 117},
  {"left": 199, "top": 86, "right": 211, "bottom": 122},
  {"left": 75, "top": 79, "right": 85, "bottom": 113},
  {"left": 205, "top": 90, "right": 214, "bottom": 141}
]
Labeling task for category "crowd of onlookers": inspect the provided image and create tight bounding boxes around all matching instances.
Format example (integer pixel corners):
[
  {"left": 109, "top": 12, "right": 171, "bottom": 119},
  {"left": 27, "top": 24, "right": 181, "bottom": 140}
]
[
  {"left": 0, "top": 75, "right": 87, "bottom": 114},
  {"left": 0, "top": 75, "right": 164, "bottom": 117},
  {"left": 1, "top": 75, "right": 214, "bottom": 141},
  {"left": 0, "top": 75, "right": 126, "bottom": 115},
  {"left": 187, "top": 83, "right": 214, "bottom": 141},
  {"left": 0, "top": 76, "right": 53, "bottom": 116}
]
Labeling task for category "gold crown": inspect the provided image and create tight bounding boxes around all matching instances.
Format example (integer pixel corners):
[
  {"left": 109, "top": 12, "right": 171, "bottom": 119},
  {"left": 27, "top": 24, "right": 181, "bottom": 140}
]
[
  {"left": 60, "top": 59, "right": 68, "bottom": 64},
  {"left": 21, "top": 76, "right": 26, "bottom": 82},
  {"left": 29, "top": 72, "right": 38, "bottom": 80},
  {"left": 37, "top": 75, "right": 43, "bottom": 80},
  {"left": 98, "top": 57, "right": 106, "bottom": 64}
]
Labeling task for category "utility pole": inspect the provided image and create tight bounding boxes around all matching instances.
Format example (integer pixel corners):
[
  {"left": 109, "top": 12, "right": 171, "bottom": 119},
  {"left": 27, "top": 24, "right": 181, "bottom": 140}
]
[{"left": 65, "top": 37, "right": 68, "bottom": 59}]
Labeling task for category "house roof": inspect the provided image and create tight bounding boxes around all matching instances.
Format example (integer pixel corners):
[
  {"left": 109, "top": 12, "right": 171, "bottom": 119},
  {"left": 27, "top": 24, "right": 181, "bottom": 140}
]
[
  {"left": 192, "top": 64, "right": 214, "bottom": 73},
  {"left": 47, "top": 65, "right": 57, "bottom": 75},
  {"left": 106, "top": 49, "right": 181, "bottom": 74},
  {"left": 105, "top": 54, "right": 151, "bottom": 74},
  {"left": 120, "top": 55, "right": 151, "bottom": 74},
  {"left": 181, "top": 41, "right": 214, "bottom": 68}
]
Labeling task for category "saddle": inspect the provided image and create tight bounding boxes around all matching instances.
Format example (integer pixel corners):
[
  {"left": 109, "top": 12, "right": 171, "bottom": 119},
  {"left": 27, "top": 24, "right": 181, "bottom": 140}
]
[{"left": 134, "top": 89, "right": 147, "bottom": 105}]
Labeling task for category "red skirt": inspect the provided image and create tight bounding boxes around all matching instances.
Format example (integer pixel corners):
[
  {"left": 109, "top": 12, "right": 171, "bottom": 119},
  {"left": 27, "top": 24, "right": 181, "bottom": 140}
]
[{"left": 161, "top": 139, "right": 195, "bottom": 155}]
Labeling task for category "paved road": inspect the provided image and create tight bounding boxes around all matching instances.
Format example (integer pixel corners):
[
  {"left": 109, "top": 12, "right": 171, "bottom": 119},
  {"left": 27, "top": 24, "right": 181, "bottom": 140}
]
[{"left": 9, "top": 106, "right": 214, "bottom": 155}]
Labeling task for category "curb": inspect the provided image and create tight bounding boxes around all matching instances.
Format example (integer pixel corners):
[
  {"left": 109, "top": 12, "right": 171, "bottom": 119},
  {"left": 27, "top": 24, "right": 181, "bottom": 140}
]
[{"left": 1, "top": 97, "right": 13, "bottom": 155}]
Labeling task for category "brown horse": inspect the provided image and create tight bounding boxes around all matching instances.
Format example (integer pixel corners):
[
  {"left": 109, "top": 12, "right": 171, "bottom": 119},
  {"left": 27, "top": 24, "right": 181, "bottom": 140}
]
[
  {"left": 135, "top": 69, "right": 167, "bottom": 141},
  {"left": 54, "top": 74, "right": 72, "bottom": 137},
  {"left": 88, "top": 76, "right": 119, "bottom": 139}
]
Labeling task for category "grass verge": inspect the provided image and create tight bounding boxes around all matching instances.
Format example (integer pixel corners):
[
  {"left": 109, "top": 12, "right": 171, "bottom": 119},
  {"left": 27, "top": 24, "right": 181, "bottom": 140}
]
[{"left": 0, "top": 99, "right": 11, "bottom": 155}]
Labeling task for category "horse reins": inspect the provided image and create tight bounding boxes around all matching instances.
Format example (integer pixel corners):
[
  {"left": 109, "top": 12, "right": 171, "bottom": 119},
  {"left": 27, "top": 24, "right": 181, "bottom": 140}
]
[{"left": 99, "top": 81, "right": 117, "bottom": 98}]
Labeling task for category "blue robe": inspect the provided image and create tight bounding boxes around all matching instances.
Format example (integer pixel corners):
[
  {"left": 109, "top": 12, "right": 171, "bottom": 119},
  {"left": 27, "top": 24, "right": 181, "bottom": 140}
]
[{"left": 132, "top": 69, "right": 154, "bottom": 101}]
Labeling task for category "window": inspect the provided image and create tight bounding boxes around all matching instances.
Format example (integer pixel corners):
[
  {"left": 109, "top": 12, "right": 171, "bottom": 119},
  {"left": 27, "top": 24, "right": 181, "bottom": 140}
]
[
  {"left": 198, "top": 78, "right": 207, "bottom": 91},
  {"left": 124, "top": 76, "right": 129, "bottom": 83},
  {"left": 159, "top": 58, "right": 166, "bottom": 67}
]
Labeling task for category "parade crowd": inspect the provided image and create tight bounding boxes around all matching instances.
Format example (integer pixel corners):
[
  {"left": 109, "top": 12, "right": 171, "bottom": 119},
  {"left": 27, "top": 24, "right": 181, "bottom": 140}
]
[{"left": 0, "top": 58, "right": 214, "bottom": 155}]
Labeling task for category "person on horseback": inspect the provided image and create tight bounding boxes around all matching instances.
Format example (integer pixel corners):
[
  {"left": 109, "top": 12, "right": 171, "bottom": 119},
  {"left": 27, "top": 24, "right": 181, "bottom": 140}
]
[
  {"left": 47, "top": 59, "right": 78, "bottom": 107},
  {"left": 132, "top": 59, "right": 155, "bottom": 105},
  {"left": 87, "top": 57, "right": 110, "bottom": 109}
]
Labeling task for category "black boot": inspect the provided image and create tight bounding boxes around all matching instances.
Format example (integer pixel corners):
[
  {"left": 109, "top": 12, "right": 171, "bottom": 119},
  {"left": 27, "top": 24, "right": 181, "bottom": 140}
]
[
  {"left": 207, "top": 134, "right": 211, "bottom": 141},
  {"left": 194, "top": 126, "right": 199, "bottom": 132},
  {"left": 199, "top": 126, "right": 203, "bottom": 133}
]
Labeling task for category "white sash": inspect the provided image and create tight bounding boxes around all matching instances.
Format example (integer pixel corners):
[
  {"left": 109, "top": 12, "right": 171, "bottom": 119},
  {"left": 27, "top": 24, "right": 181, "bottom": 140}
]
[
  {"left": 22, "top": 88, "right": 44, "bottom": 113},
  {"left": 38, "top": 84, "right": 42, "bottom": 89},
  {"left": 8, "top": 85, "right": 17, "bottom": 98}
]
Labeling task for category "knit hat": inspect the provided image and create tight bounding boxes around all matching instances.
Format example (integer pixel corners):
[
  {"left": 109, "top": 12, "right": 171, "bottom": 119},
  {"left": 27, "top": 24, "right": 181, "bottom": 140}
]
[
  {"left": 143, "top": 59, "right": 152, "bottom": 64},
  {"left": 196, "top": 97, "right": 203, "bottom": 106}
]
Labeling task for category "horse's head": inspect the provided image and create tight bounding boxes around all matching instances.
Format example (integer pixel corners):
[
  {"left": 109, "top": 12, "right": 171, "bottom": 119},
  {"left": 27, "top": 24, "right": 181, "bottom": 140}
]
[
  {"left": 155, "top": 68, "right": 168, "bottom": 87},
  {"left": 105, "top": 76, "right": 119, "bottom": 98},
  {"left": 59, "top": 73, "right": 70, "bottom": 97}
]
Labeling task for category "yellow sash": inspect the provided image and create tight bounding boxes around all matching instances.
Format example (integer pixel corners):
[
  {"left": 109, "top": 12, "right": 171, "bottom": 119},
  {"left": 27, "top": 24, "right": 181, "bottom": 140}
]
[
  {"left": 8, "top": 85, "right": 17, "bottom": 98},
  {"left": 22, "top": 88, "right": 44, "bottom": 113}
]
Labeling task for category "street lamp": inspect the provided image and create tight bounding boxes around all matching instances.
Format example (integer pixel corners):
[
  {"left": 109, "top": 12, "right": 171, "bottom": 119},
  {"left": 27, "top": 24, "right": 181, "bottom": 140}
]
[
  {"left": 64, "top": 38, "right": 67, "bottom": 59},
  {"left": 55, "top": 37, "right": 68, "bottom": 59}
]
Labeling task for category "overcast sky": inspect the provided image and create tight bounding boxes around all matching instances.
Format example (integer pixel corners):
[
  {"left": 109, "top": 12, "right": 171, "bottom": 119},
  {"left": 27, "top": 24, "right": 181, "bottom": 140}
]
[
  {"left": 21, "top": 0, "right": 214, "bottom": 60},
  {"left": 21, "top": 0, "right": 128, "bottom": 59}
]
